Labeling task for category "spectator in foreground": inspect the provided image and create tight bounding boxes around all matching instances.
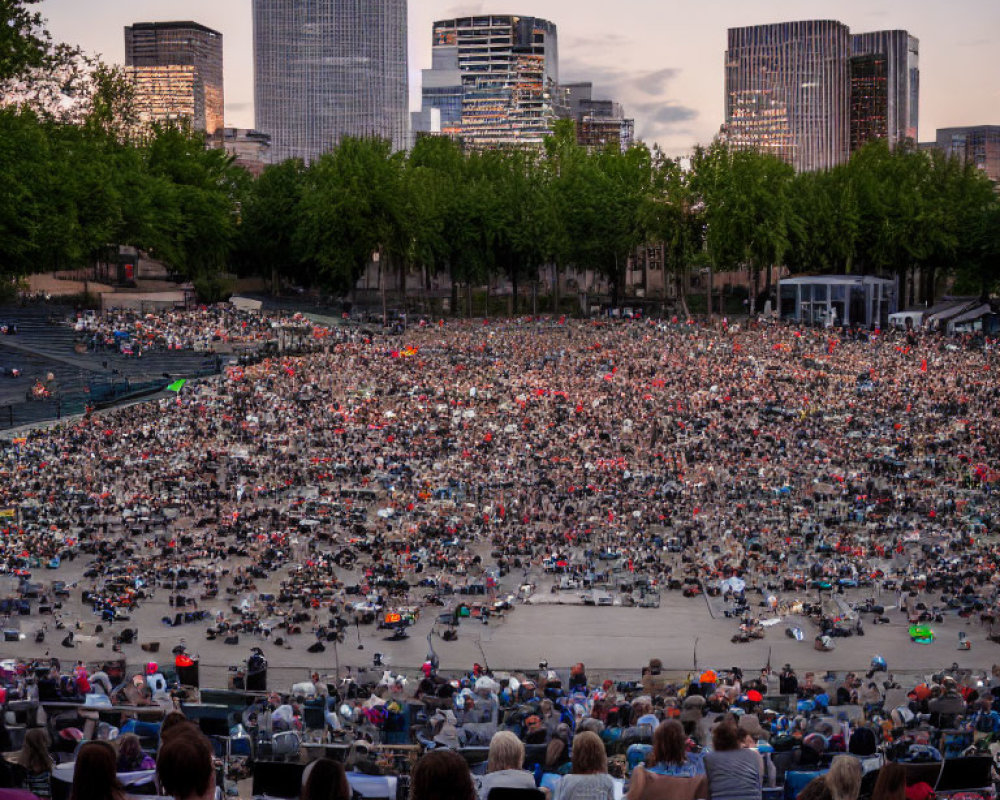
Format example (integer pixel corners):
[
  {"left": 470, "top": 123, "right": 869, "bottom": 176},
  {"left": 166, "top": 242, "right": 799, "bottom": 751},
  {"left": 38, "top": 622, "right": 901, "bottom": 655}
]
[
  {"left": 411, "top": 750, "right": 476, "bottom": 800},
  {"left": 871, "top": 764, "right": 906, "bottom": 800},
  {"left": 554, "top": 732, "right": 614, "bottom": 800},
  {"left": 301, "top": 758, "right": 351, "bottom": 800},
  {"left": 16, "top": 729, "right": 53, "bottom": 799},
  {"left": 115, "top": 734, "right": 155, "bottom": 773},
  {"left": 477, "top": 731, "right": 536, "bottom": 800},
  {"left": 826, "top": 757, "right": 862, "bottom": 800},
  {"left": 70, "top": 742, "right": 126, "bottom": 800},
  {"left": 703, "top": 721, "right": 761, "bottom": 800},
  {"left": 156, "top": 730, "right": 215, "bottom": 800}
]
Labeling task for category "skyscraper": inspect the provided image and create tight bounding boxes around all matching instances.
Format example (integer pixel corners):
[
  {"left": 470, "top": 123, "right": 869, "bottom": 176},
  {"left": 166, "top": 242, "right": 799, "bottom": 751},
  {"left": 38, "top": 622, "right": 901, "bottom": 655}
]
[
  {"left": 124, "top": 21, "right": 224, "bottom": 134},
  {"left": 422, "top": 15, "right": 559, "bottom": 149},
  {"left": 850, "top": 30, "right": 919, "bottom": 152},
  {"left": 725, "top": 20, "right": 851, "bottom": 172},
  {"left": 253, "top": 0, "right": 409, "bottom": 163}
]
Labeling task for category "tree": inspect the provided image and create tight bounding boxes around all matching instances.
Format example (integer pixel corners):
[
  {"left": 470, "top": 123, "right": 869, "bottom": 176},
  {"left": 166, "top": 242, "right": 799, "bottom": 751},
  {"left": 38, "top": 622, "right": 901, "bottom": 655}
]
[
  {"left": 142, "top": 123, "right": 247, "bottom": 278},
  {"left": 646, "top": 155, "right": 702, "bottom": 315},
  {"left": 296, "top": 138, "right": 406, "bottom": 296},
  {"left": 0, "top": 0, "right": 53, "bottom": 81},
  {"left": 236, "top": 158, "right": 309, "bottom": 292}
]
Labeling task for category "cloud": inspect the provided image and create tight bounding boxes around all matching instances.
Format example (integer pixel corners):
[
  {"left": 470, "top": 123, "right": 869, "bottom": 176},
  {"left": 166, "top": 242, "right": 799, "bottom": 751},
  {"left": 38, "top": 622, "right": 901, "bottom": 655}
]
[
  {"left": 443, "top": 2, "right": 485, "bottom": 15},
  {"left": 560, "top": 58, "right": 695, "bottom": 145},
  {"left": 560, "top": 60, "right": 682, "bottom": 100},
  {"left": 634, "top": 102, "right": 699, "bottom": 125},
  {"left": 563, "top": 33, "right": 631, "bottom": 50},
  {"left": 635, "top": 68, "right": 681, "bottom": 96}
]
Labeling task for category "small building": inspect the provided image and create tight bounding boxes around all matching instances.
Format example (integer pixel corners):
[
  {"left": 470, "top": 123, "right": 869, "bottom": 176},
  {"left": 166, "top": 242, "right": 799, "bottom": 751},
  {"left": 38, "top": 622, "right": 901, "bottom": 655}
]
[
  {"left": 779, "top": 275, "right": 897, "bottom": 328},
  {"left": 888, "top": 298, "right": 977, "bottom": 330},
  {"left": 947, "top": 303, "right": 998, "bottom": 335}
]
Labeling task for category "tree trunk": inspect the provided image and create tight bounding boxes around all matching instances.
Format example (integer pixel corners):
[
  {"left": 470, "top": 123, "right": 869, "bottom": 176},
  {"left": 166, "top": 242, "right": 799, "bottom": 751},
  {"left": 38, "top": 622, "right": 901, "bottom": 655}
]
[
  {"left": 552, "top": 261, "right": 561, "bottom": 314},
  {"left": 707, "top": 264, "right": 714, "bottom": 322},
  {"left": 466, "top": 281, "right": 473, "bottom": 319},
  {"left": 610, "top": 266, "right": 619, "bottom": 311},
  {"left": 924, "top": 264, "right": 936, "bottom": 306},
  {"left": 510, "top": 268, "right": 518, "bottom": 316},
  {"left": 450, "top": 268, "right": 459, "bottom": 319}
]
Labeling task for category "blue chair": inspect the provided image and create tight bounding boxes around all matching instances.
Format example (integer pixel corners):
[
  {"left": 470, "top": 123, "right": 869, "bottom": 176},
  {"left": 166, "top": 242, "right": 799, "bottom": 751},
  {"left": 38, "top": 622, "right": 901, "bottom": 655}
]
[
  {"left": 626, "top": 744, "right": 653, "bottom": 771},
  {"left": 784, "top": 770, "right": 826, "bottom": 800}
]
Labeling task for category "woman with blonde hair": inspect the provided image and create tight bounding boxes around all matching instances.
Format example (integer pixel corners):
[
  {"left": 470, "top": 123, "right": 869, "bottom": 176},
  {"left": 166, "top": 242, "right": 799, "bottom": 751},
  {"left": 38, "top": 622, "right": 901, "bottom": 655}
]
[
  {"left": 476, "top": 731, "right": 535, "bottom": 800},
  {"left": 795, "top": 756, "right": 862, "bottom": 800},
  {"left": 826, "top": 756, "right": 862, "bottom": 800}
]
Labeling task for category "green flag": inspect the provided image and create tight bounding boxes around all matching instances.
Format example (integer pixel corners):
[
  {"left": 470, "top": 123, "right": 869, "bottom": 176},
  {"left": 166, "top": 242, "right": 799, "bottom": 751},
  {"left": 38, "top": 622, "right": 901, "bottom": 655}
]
[{"left": 166, "top": 379, "right": 187, "bottom": 392}]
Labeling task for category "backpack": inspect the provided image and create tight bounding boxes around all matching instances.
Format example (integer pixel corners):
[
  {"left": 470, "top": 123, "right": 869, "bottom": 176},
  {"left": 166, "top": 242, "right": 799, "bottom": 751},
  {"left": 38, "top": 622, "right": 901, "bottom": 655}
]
[
  {"left": 770, "top": 734, "right": 797, "bottom": 752},
  {"left": 974, "top": 711, "right": 996, "bottom": 733}
]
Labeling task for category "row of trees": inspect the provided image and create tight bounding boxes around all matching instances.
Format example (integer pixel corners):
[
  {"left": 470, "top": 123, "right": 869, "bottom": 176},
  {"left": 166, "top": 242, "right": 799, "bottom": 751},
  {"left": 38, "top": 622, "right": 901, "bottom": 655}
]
[
  {"left": 2, "top": 0, "right": 998, "bottom": 309},
  {"left": 237, "top": 128, "right": 999, "bottom": 311}
]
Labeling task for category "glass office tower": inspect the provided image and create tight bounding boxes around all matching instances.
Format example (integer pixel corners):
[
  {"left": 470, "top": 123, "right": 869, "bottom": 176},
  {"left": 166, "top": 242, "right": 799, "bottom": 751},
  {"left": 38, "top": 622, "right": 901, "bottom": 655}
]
[
  {"left": 125, "top": 21, "right": 224, "bottom": 134},
  {"left": 725, "top": 20, "right": 851, "bottom": 172},
  {"left": 850, "top": 30, "right": 919, "bottom": 152},
  {"left": 253, "top": 0, "right": 409, "bottom": 163}
]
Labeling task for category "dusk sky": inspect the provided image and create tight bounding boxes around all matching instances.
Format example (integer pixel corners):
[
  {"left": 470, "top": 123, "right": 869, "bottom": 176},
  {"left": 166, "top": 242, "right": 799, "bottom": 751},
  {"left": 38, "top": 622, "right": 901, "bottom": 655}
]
[{"left": 38, "top": 0, "right": 1000, "bottom": 156}]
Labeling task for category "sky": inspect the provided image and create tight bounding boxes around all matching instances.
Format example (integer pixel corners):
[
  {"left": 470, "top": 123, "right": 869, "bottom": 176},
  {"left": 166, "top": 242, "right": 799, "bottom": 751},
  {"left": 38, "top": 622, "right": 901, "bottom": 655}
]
[{"left": 37, "top": 0, "right": 1000, "bottom": 156}]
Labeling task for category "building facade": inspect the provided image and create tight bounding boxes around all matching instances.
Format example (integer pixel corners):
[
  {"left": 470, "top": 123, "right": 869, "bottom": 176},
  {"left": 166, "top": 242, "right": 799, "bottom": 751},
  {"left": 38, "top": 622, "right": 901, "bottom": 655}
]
[
  {"left": 850, "top": 30, "right": 919, "bottom": 152},
  {"left": 725, "top": 20, "right": 851, "bottom": 172},
  {"left": 125, "top": 21, "right": 224, "bottom": 134},
  {"left": 779, "top": 275, "right": 897, "bottom": 328},
  {"left": 422, "top": 15, "right": 559, "bottom": 149},
  {"left": 725, "top": 21, "right": 919, "bottom": 171},
  {"left": 253, "top": 0, "right": 409, "bottom": 163},
  {"left": 554, "top": 82, "right": 634, "bottom": 152},
  {"left": 207, "top": 128, "right": 272, "bottom": 176},
  {"left": 935, "top": 126, "right": 1000, "bottom": 184}
]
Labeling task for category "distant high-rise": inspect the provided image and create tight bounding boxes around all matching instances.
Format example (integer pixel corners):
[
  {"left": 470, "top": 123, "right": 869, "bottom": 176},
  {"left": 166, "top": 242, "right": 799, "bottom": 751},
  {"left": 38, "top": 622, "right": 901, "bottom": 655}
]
[
  {"left": 253, "top": 0, "right": 409, "bottom": 163},
  {"left": 124, "top": 21, "right": 223, "bottom": 134},
  {"left": 850, "top": 30, "right": 919, "bottom": 152},
  {"left": 725, "top": 20, "right": 851, "bottom": 172},
  {"left": 936, "top": 126, "right": 1000, "bottom": 183},
  {"left": 555, "top": 82, "right": 634, "bottom": 153},
  {"left": 725, "top": 21, "right": 920, "bottom": 171},
  {"left": 422, "top": 15, "right": 559, "bottom": 149}
]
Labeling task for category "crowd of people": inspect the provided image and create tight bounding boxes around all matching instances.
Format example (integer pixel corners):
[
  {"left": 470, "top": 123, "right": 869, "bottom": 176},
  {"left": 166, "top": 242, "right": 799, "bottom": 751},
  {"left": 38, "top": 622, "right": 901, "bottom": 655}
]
[
  {"left": 0, "top": 304, "right": 999, "bottom": 800},
  {"left": 73, "top": 306, "right": 318, "bottom": 355},
  {"left": 1, "top": 306, "right": 998, "bottom": 660},
  {"left": 0, "top": 653, "right": 999, "bottom": 800}
]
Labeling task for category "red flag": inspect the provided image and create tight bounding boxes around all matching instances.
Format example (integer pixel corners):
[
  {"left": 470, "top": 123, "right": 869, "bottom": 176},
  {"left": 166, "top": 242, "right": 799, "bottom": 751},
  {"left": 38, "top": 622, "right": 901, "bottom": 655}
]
[{"left": 920, "top": 359, "right": 927, "bottom": 372}]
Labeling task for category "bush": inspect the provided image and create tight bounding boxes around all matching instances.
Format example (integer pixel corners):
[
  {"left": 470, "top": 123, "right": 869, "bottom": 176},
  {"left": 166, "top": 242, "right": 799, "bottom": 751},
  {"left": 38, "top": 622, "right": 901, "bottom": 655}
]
[{"left": 193, "top": 273, "right": 235, "bottom": 304}]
